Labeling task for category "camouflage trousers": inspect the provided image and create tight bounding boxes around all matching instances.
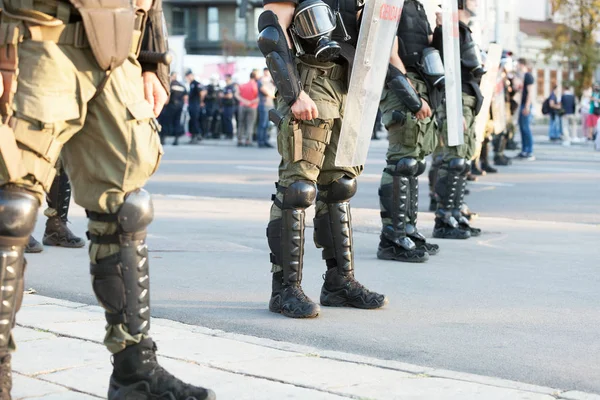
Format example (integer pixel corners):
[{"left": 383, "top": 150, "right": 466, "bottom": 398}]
[
  {"left": 0, "top": 15, "right": 162, "bottom": 353},
  {"left": 269, "top": 58, "right": 362, "bottom": 273},
  {"left": 433, "top": 93, "right": 479, "bottom": 162}
]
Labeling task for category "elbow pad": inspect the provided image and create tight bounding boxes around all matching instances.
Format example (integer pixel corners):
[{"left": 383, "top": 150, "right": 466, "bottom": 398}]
[
  {"left": 139, "top": 0, "right": 170, "bottom": 95},
  {"left": 386, "top": 65, "right": 423, "bottom": 114},
  {"left": 257, "top": 11, "right": 302, "bottom": 107}
]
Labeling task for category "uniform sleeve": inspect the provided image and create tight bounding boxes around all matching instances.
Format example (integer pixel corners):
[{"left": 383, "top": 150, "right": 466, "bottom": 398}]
[
  {"left": 525, "top": 73, "right": 534, "bottom": 85},
  {"left": 431, "top": 26, "right": 443, "bottom": 55}
]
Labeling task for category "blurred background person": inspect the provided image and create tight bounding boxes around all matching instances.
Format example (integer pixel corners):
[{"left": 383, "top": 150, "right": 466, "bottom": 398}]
[
  {"left": 221, "top": 74, "right": 236, "bottom": 140},
  {"left": 586, "top": 83, "right": 600, "bottom": 141},
  {"left": 235, "top": 70, "right": 259, "bottom": 147},
  {"left": 560, "top": 86, "right": 578, "bottom": 145},
  {"left": 257, "top": 68, "right": 275, "bottom": 148},
  {"left": 158, "top": 72, "right": 187, "bottom": 145},
  {"left": 580, "top": 86, "right": 592, "bottom": 141},
  {"left": 204, "top": 75, "right": 221, "bottom": 138},
  {"left": 185, "top": 69, "right": 206, "bottom": 144},
  {"left": 516, "top": 58, "right": 535, "bottom": 160},
  {"left": 547, "top": 85, "right": 563, "bottom": 142}
]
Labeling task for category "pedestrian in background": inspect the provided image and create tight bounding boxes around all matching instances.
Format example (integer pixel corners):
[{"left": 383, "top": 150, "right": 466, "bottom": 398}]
[
  {"left": 236, "top": 70, "right": 259, "bottom": 147},
  {"left": 548, "top": 85, "right": 563, "bottom": 142},
  {"left": 587, "top": 83, "right": 600, "bottom": 141},
  {"left": 580, "top": 87, "right": 592, "bottom": 140},
  {"left": 221, "top": 74, "right": 236, "bottom": 139},
  {"left": 517, "top": 58, "right": 535, "bottom": 160},
  {"left": 257, "top": 68, "right": 275, "bottom": 148},
  {"left": 560, "top": 86, "right": 578, "bottom": 145},
  {"left": 158, "top": 73, "right": 187, "bottom": 145},
  {"left": 185, "top": 70, "right": 206, "bottom": 144}
]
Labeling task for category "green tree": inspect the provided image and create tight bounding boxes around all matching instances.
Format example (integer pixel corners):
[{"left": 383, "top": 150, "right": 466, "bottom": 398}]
[{"left": 542, "top": 0, "right": 600, "bottom": 96}]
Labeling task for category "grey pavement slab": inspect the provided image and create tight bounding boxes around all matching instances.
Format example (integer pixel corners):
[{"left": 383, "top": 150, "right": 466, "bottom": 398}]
[{"left": 10, "top": 295, "right": 596, "bottom": 399}]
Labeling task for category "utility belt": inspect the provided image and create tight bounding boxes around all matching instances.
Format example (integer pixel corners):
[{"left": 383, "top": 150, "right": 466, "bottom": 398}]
[{"left": 2, "top": 1, "right": 145, "bottom": 70}]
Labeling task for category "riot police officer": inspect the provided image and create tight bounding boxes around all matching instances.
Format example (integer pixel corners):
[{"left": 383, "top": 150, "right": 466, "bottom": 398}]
[
  {"left": 166, "top": 73, "right": 188, "bottom": 146},
  {"left": 0, "top": 0, "right": 214, "bottom": 398},
  {"left": 186, "top": 70, "right": 206, "bottom": 144},
  {"left": 376, "top": 0, "right": 445, "bottom": 264},
  {"left": 258, "top": 0, "right": 387, "bottom": 318},
  {"left": 429, "top": 0, "right": 483, "bottom": 239}
]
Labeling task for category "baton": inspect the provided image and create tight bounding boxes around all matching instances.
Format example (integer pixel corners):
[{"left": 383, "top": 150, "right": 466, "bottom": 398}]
[{"left": 138, "top": 51, "right": 172, "bottom": 66}]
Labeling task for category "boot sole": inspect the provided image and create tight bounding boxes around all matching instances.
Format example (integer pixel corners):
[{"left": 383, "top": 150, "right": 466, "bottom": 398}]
[
  {"left": 321, "top": 291, "right": 389, "bottom": 310},
  {"left": 42, "top": 238, "right": 86, "bottom": 248},
  {"left": 432, "top": 231, "right": 471, "bottom": 240},
  {"left": 108, "top": 379, "right": 216, "bottom": 400},
  {"left": 25, "top": 246, "right": 43, "bottom": 254},
  {"left": 268, "top": 304, "right": 320, "bottom": 319},
  {"left": 377, "top": 250, "right": 429, "bottom": 263}
]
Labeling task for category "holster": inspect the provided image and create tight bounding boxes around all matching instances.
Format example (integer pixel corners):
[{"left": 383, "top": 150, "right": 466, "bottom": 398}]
[{"left": 68, "top": 0, "right": 137, "bottom": 70}]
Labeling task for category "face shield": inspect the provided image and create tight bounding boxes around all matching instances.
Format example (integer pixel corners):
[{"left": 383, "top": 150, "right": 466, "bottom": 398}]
[{"left": 420, "top": 48, "right": 445, "bottom": 88}]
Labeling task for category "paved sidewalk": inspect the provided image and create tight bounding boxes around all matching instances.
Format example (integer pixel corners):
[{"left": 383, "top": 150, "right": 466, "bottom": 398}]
[{"left": 11, "top": 295, "right": 599, "bottom": 400}]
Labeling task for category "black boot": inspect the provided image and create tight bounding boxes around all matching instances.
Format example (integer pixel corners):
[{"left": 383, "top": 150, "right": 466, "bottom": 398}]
[
  {"left": 109, "top": 339, "right": 215, "bottom": 400},
  {"left": 267, "top": 182, "right": 320, "bottom": 318},
  {"left": 407, "top": 162, "right": 439, "bottom": 255},
  {"left": 25, "top": 235, "right": 43, "bottom": 253},
  {"left": 453, "top": 168, "right": 481, "bottom": 237},
  {"left": 377, "top": 160, "right": 429, "bottom": 262},
  {"left": 480, "top": 138, "right": 497, "bottom": 173},
  {"left": 0, "top": 355, "right": 11, "bottom": 400},
  {"left": 433, "top": 159, "right": 471, "bottom": 240},
  {"left": 315, "top": 177, "right": 387, "bottom": 308},
  {"left": 42, "top": 170, "right": 85, "bottom": 248},
  {"left": 481, "top": 160, "right": 498, "bottom": 173},
  {"left": 43, "top": 216, "right": 86, "bottom": 247}
]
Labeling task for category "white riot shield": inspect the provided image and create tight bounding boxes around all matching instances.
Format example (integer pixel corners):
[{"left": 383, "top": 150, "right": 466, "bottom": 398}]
[
  {"left": 441, "top": 0, "right": 463, "bottom": 146},
  {"left": 335, "top": 0, "right": 403, "bottom": 167},
  {"left": 474, "top": 43, "right": 502, "bottom": 142}
]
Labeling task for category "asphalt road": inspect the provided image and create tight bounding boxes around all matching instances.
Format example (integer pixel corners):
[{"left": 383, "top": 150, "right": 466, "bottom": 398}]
[{"left": 25, "top": 132, "right": 600, "bottom": 394}]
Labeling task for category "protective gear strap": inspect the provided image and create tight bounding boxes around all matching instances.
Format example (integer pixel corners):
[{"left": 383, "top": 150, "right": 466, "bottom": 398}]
[
  {"left": 258, "top": 11, "right": 302, "bottom": 107},
  {"left": 386, "top": 65, "right": 423, "bottom": 114}
]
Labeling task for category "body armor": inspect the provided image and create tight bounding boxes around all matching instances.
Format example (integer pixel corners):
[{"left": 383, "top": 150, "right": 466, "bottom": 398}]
[{"left": 396, "top": 0, "right": 431, "bottom": 69}]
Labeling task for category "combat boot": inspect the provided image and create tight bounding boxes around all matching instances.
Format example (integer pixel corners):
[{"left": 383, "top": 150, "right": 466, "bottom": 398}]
[
  {"left": 377, "top": 159, "right": 430, "bottom": 262},
  {"left": 433, "top": 159, "right": 471, "bottom": 240},
  {"left": 43, "top": 170, "right": 85, "bottom": 248},
  {"left": 481, "top": 160, "right": 498, "bottom": 173},
  {"left": 267, "top": 181, "right": 320, "bottom": 318},
  {"left": 321, "top": 261, "right": 388, "bottom": 309},
  {"left": 407, "top": 164, "right": 439, "bottom": 255},
  {"left": 108, "top": 339, "right": 215, "bottom": 400},
  {"left": 315, "top": 177, "right": 387, "bottom": 308},
  {"left": 42, "top": 216, "right": 86, "bottom": 248},
  {"left": 0, "top": 355, "right": 12, "bottom": 400},
  {"left": 453, "top": 169, "right": 481, "bottom": 237},
  {"left": 269, "top": 271, "right": 320, "bottom": 318},
  {"left": 25, "top": 235, "right": 43, "bottom": 253}
]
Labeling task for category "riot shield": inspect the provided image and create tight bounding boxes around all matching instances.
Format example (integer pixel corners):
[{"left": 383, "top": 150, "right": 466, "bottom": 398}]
[
  {"left": 334, "top": 0, "right": 403, "bottom": 167},
  {"left": 474, "top": 43, "right": 503, "bottom": 142},
  {"left": 441, "top": 0, "right": 463, "bottom": 146},
  {"left": 491, "top": 79, "right": 507, "bottom": 134}
]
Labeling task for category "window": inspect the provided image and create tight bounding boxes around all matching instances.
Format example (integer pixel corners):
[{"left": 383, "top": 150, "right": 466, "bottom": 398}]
[
  {"left": 208, "top": 7, "right": 219, "bottom": 41},
  {"left": 235, "top": 13, "right": 247, "bottom": 41},
  {"left": 172, "top": 8, "right": 185, "bottom": 36}
]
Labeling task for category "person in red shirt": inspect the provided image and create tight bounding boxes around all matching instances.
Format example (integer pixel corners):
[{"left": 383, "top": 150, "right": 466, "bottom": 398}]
[{"left": 235, "top": 70, "right": 260, "bottom": 146}]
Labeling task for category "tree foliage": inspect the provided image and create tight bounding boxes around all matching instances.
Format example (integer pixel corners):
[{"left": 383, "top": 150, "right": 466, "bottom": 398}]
[{"left": 542, "top": 0, "right": 600, "bottom": 96}]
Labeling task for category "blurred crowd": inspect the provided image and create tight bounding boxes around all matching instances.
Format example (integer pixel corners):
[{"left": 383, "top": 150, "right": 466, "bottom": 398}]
[{"left": 157, "top": 68, "right": 276, "bottom": 148}]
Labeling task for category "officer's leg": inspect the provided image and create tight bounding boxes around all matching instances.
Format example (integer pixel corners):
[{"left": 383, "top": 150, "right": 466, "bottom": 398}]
[
  {"left": 433, "top": 156, "right": 471, "bottom": 239},
  {"left": 61, "top": 57, "right": 213, "bottom": 400},
  {"left": 188, "top": 104, "right": 201, "bottom": 144},
  {"left": 267, "top": 118, "right": 324, "bottom": 319},
  {"left": 316, "top": 119, "right": 387, "bottom": 309},
  {"left": 456, "top": 111, "right": 482, "bottom": 236},
  {"left": 428, "top": 153, "right": 443, "bottom": 211},
  {"left": 376, "top": 103, "right": 429, "bottom": 262},
  {"left": 42, "top": 160, "right": 86, "bottom": 248}
]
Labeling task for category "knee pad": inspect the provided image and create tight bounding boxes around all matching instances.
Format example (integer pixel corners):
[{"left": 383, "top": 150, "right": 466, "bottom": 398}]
[
  {"left": 462, "top": 161, "right": 472, "bottom": 176},
  {"left": 386, "top": 157, "right": 418, "bottom": 177},
  {"left": 118, "top": 189, "right": 154, "bottom": 232},
  {"left": 447, "top": 158, "right": 466, "bottom": 173},
  {"left": 317, "top": 176, "right": 357, "bottom": 203},
  {"left": 415, "top": 160, "right": 427, "bottom": 176},
  {"left": 0, "top": 188, "right": 39, "bottom": 242},
  {"left": 276, "top": 181, "right": 316, "bottom": 209}
]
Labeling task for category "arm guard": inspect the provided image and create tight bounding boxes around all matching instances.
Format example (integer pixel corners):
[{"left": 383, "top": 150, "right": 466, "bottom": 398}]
[
  {"left": 386, "top": 65, "right": 423, "bottom": 114},
  {"left": 257, "top": 11, "right": 302, "bottom": 107},
  {"left": 139, "top": 0, "right": 170, "bottom": 95}
]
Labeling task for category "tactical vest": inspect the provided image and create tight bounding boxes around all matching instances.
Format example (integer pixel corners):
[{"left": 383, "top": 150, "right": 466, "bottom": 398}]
[{"left": 397, "top": 0, "right": 430, "bottom": 68}]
